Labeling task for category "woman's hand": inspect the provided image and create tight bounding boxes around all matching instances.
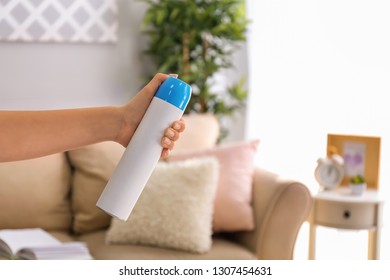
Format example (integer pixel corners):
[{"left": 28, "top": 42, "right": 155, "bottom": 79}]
[
  {"left": 161, "top": 118, "right": 186, "bottom": 158},
  {"left": 115, "top": 73, "right": 185, "bottom": 158}
]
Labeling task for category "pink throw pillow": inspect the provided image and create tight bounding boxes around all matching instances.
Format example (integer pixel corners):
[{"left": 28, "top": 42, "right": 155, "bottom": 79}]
[{"left": 168, "top": 139, "right": 260, "bottom": 232}]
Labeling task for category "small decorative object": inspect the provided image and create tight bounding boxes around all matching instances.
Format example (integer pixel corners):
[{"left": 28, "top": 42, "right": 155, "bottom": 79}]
[
  {"left": 314, "top": 154, "right": 344, "bottom": 191},
  {"left": 349, "top": 175, "right": 367, "bottom": 195}
]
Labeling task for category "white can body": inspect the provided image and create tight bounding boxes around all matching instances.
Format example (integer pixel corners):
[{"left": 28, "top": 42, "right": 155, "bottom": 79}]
[{"left": 96, "top": 97, "right": 184, "bottom": 221}]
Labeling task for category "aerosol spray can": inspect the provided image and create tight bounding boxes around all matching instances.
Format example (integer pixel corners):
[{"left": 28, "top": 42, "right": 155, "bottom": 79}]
[{"left": 96, "top": 77, "right": 191, "bottom": 220}]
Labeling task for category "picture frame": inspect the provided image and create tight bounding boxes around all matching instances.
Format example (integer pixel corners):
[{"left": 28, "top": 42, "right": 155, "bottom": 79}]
[
  {"left": 0, "top": 0, "right": 118, "bottom": 43},
  {"left": 327, "top": 134, "right": 381, "bottom": 189}
]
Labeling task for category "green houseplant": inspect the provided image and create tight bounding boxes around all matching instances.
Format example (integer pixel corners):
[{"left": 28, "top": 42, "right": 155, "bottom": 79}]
[
  {"left": 350, "top": 175, "right": 365, "bottom": 185},
  {"left": 349, "top": 175, "right": 367, "bottom": 195},
  {"left": 140, "top": 0, "right": 249, "bottom": 138}
]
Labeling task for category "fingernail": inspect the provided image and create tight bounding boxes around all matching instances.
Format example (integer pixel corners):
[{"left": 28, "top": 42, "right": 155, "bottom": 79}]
[
  {"left": 166, "top": 129, "right": 174, "bottom": 138},
  {"left": 162, "top": 149, "right": 170, "bottom": 158},
  {"left": 173, "top": 123, "right": 181, "bottom": 130},
  {"left": 163, "top": 137, "right": 171, "bottom": 145}
]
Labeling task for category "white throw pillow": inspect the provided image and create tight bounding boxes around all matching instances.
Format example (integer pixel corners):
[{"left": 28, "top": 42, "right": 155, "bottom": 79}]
[{"left": 105, "top": 157, "right": 219, "bottom": 254}]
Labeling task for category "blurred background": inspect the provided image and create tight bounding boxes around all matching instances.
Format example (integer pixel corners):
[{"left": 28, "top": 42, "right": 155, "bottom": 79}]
[{"left": 1, "top": 0, "right": 389, "bottom": 259}]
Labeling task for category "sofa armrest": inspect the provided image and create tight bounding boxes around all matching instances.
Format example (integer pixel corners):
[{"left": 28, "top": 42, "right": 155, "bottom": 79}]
[{"left": 231, "top": 167, "right": 312, "bottom": 259}]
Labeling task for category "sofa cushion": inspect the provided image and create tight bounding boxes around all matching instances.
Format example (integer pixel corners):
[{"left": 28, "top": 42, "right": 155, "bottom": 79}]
[
  {"left": 78, "top": 230, "right": 256, "bottom": 260},
  {"left": 67, "top": 141, "right": 125, "bottom": 234},
  {"left": 0, "top": 153, "right": 72, "bottom": 231},
  {"left": 106, "top": 157, "right": 219, "bottom": 254},
  {"left": 168, "top": 140, "right": 259, "bottom": 233}
]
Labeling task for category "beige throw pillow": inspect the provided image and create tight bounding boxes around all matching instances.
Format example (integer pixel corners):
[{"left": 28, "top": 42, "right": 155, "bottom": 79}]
[
  {"left": 106, "top": 157, "right": 219, "bottom": 254},
  {"left": 0, "top": 153, "right": 72, "bottom": 230},
  {"left": 67, "top": 141, "right": 125, "bottom": 233}
]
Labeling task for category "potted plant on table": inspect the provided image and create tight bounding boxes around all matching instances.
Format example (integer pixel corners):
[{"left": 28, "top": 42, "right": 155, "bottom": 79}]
[
  {"left": 139, "top": 0, "right": 249, "bottom": 140},
  {"left": 349, "top": 175, "right": 367, "bottom": 195}
]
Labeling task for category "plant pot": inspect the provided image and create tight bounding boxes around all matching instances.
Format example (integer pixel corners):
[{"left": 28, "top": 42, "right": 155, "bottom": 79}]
[{"left": 350, "top": 182, "right": 367, "bottom": 195}]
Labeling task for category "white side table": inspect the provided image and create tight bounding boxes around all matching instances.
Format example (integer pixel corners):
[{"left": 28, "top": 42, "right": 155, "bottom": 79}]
[{"left": 308, "top": 188, "right": 384, "bottom": 260}]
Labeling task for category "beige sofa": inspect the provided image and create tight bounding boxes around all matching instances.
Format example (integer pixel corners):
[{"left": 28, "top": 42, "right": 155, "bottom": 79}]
[{"left": 0, "top": 116, "right": 312, "bottom": 260}]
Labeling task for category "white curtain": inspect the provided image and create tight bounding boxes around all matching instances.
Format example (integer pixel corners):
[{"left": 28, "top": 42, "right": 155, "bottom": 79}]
[{"left": 246, "top": 0, "right": 390, "bottom": 259}]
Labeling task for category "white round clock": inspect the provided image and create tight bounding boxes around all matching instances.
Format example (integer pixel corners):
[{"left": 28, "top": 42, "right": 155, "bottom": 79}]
[{"left": 314, "top": 154, "right": 344, "bottom": 190}]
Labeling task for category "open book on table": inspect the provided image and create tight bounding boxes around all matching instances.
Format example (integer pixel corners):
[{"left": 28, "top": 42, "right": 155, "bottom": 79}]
[{"left": 0, "top": 228, "right": 92, "bottom": 260}]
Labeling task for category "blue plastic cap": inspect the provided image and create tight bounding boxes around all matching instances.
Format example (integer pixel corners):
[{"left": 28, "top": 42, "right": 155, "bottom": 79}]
[{"left": 155, "top": 77, "right": 192, "bottom": 111}]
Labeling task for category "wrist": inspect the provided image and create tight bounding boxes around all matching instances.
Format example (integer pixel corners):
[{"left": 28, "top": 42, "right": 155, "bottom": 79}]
[
  {"left": 113, "top": 104, "right": 137, "bottom": 147},
  {"left": 93, "top": 106, "right": 124, "bottom": 144}
]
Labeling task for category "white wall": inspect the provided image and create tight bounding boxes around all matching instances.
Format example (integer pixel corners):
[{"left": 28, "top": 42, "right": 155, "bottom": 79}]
[
  {"left": 0, "top": 0, "right": 249, "bottom": 142},
  {"left": 0, "top": 0, "right": 148, "bottom": 110},
  {"left": 246, "top": 0, "right": 390, "bottom": 187},
  {"left": 217, "top": 42, "right": 249, "bottom": 143}
]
